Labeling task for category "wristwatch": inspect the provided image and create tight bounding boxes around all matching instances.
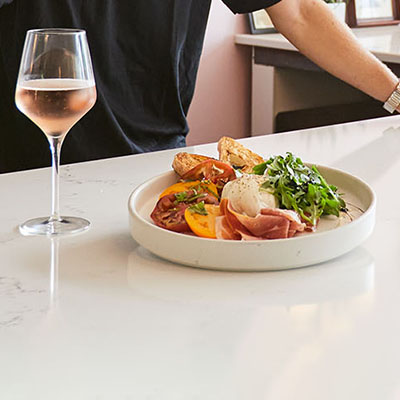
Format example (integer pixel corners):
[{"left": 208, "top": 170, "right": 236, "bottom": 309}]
[{"left": 383, "top": 83, "right": 400, "bottom": 113}]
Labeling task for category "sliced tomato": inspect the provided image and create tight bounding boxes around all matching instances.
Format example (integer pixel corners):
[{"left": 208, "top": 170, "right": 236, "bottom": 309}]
[
  {"left": 151, "top": 195, "right": 189, "bottom": 232},
  {"left": 151, "top": 190, "right": 219, "bottom": 233},
  {"left": 182, "top": 160, "right": 236, "bottom": 192},
  {"left": 184, "top": 204, "right": 221, "bottom": 239},
  {"left": 158, "top": 180, "right": 218, "bottom": 199}
]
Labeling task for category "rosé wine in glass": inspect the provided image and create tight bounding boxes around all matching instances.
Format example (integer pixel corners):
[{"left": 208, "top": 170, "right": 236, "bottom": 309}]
[
  {"left": 15, "top": 29, "right": 97, "bottom": 236},
  {"left": 16, "top": 78, "right": 96, "bottom": 137}
]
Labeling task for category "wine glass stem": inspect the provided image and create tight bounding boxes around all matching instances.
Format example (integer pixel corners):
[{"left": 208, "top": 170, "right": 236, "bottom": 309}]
[{"left": 48, "top": 136, "right": 63, "bottom": 223}]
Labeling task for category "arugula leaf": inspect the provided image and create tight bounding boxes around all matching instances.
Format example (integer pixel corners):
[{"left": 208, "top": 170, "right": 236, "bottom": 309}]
[
  {"left": 254, "top": 152, "right": 346, "bottom": 226},
  {"left": 188, "top": 201, "right": 208, "bottom": 215},
  {"left": 252, "top": 162, "right": 268, "bottom": 175}
]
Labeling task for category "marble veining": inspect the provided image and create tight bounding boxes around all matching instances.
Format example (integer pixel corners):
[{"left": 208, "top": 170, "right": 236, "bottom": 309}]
[
  {"left": 0, "top": 276, "right": 47, "bottom": 328},
  {"left": 1, "top": 117, "right": 400, "bottom": 399}
]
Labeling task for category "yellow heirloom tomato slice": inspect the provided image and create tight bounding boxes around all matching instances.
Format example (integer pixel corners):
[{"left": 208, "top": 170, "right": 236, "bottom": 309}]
[
  {"left": 159, "top": 180, "right": 219, "bottom": 199},
  {"left": 184, "top": 204, "right": 221, "bottom": 239}
]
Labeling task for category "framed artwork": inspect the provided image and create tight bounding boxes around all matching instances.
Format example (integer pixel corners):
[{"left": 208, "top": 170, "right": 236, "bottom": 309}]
[
  {"left": 346, "top": 0, "right": 400, "bottom": 27},
  {"left": 248, "top": 9, "right": 276, "bottom": 34}
]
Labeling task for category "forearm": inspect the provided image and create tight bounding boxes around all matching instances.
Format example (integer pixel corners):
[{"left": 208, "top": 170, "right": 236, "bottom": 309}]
[{"left": 266, "top": 0, "right": 398, "bottom": 103}]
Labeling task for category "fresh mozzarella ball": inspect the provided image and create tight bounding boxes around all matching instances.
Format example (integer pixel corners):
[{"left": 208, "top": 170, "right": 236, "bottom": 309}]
[{"left": 221, "top": 174, "right": 277, "bottom": 217}]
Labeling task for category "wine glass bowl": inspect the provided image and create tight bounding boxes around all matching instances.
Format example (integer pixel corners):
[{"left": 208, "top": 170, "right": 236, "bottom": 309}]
[
  {"left": 15, "top": 29, "right": 96, "bottom": 236},
  {"left": 15, "top": 78, "right": 96, "bottom": 138}
]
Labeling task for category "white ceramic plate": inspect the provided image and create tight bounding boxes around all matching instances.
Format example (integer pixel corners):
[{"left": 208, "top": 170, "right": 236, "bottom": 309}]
[{"left": 128, "top": 165, "right": 376, "bottom": 271}]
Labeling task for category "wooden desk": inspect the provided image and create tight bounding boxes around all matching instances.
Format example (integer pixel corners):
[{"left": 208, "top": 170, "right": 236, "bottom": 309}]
[{"left": 235, "top": 26, "right": 400, "bottom": 135}]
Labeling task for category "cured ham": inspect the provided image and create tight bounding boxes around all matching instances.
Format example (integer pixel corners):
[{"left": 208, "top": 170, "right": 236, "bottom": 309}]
[
  {"left": 215, "top": 216, "right": 241, "bottom": 240},
  {"left": 216, "top": 199, "right": 306, "bottom": 240}
]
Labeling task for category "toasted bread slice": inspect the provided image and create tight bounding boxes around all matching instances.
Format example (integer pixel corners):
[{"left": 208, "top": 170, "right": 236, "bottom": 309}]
[
  {"left": 172, "top": 152, "right": 214, "bottom": 177},
  {"left": 218, "top": 136, "right": 264, "bottom": 173}
]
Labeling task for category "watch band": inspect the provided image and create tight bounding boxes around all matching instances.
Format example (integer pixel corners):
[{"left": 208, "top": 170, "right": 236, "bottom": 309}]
[{"left": 383, "top": 83, "right": 400, "bottom": 113}]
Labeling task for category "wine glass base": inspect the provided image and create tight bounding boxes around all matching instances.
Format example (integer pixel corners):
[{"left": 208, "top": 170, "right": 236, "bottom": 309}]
[{"left": 19, "top": 216, "right": 90, "bottom": 236}]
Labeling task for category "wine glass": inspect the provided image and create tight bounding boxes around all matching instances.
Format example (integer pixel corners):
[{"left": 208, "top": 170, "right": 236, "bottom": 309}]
[{"left": 15, "top": 29, "right": 97, "bottom": 236}]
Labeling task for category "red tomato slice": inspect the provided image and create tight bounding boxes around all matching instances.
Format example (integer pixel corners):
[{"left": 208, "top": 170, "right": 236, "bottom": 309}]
[
  {"left": 151, "top": 190, "right": 219, "bottom": 233},
  {"left": 182, "top": 160, "right": 236, "bottom": 192}
]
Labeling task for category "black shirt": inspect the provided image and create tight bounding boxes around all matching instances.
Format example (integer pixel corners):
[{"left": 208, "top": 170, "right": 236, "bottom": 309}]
[{"left": 0, "top": 0, "right": 280, "bottom": 173}]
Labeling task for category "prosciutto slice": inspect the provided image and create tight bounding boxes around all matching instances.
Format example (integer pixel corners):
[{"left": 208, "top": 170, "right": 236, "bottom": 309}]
[
  {"left": 216, "top": 199, "right": 305, "bottom": 240},
  {"left": 215, "top": 216, "right": 241, "bottom": 240}
]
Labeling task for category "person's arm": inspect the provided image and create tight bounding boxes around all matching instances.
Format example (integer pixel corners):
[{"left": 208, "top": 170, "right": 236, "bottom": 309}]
[{"left": 266, "top": 0, "right": 399, "bottom": 106}]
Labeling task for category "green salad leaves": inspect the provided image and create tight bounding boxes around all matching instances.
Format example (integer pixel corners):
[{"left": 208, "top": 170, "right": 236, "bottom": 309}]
[{"left": 253, "top": 152, "right": 346, "bottom": 226}]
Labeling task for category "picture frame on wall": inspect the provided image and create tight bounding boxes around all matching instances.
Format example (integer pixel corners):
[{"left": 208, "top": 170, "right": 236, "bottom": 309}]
[
  {"left": 346, "top": 0, "right": 400, "bottom": 27},
  {"left": 248, "top": 9, "right": 276, "bottom": 34}
]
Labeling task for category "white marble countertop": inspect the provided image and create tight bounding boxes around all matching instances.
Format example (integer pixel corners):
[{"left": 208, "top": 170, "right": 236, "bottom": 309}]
[
  {"left": 2, "top": 117, "right": 400, "bottom": 399},
  {"left": 236, "top": 25, "right": 400, "bottom": 64}
]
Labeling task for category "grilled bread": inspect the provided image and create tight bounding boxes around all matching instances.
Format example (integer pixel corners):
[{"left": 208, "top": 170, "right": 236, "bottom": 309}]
[
  {"left": 218, "top": 136, "right": 264, "bottom": 173},
  {"left": 172, "top": 152, "right": 214, "bottom": 177}
]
